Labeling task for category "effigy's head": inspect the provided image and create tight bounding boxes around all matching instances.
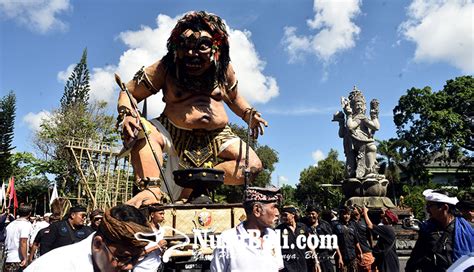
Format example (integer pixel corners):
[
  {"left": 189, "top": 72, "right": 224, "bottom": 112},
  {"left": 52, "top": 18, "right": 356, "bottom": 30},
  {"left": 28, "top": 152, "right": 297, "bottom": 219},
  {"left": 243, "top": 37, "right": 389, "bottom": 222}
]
[
  {"left": 166, "top": 11, "right": 230, "bottom": 80},
  {"left": 349, "top": 88, "right": 366, "bottom": 115}
]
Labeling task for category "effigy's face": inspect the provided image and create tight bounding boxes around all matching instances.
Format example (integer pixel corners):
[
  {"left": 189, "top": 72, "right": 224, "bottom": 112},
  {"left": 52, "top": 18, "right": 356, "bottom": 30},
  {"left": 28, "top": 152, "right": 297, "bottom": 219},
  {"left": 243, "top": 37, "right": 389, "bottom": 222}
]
[{"left": 177, "top": 29, "right": 213, "bottom": 76}]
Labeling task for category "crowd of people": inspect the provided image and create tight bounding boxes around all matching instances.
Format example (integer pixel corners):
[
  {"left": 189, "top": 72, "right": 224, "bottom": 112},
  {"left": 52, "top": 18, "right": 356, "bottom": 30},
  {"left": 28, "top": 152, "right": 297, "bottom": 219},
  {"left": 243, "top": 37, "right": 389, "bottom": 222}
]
[
  {"left": 1, "top": 9, "right": 472, "bottom": 272},
  {"left": 0, "top": 188, "right": 471, "bottom": 272}
]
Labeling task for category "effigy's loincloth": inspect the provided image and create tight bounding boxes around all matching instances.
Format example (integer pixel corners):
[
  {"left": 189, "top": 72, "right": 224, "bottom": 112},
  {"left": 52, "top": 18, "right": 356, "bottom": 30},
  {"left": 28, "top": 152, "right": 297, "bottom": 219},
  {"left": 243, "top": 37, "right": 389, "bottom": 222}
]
[{"left": 156, "top": 115, "right": 239, "bottom": 169}]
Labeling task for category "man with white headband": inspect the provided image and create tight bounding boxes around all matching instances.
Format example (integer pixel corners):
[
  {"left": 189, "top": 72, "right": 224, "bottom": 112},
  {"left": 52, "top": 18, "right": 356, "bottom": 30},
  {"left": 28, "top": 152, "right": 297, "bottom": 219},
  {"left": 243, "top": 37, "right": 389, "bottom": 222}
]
[{"left": 405, "top": 189, "right": 474, "bottom": 272}]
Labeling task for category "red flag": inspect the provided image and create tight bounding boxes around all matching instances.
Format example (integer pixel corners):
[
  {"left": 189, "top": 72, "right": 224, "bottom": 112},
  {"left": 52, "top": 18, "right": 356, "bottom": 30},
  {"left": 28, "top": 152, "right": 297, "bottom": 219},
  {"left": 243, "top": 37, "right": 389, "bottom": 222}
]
[{"left": 7, "top": 177, "right": 18, "bottom": 215}]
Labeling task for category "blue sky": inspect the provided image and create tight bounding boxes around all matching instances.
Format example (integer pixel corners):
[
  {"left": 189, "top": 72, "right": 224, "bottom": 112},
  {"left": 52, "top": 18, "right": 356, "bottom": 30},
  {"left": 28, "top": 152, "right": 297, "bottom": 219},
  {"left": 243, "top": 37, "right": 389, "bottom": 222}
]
[{"left": 1, "top": 0, "right": 472, "bottom": 187}]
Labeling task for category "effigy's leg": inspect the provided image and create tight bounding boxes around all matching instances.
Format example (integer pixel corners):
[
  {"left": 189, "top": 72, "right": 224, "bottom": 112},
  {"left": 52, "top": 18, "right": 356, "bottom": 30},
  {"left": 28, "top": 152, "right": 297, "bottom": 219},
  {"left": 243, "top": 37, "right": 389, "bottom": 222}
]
[
  {"left": 126, "top": 125, "right": 166, "bottom": 208},
  {"left": 215, "top": 139, "right": 262, "bottom": 185}
]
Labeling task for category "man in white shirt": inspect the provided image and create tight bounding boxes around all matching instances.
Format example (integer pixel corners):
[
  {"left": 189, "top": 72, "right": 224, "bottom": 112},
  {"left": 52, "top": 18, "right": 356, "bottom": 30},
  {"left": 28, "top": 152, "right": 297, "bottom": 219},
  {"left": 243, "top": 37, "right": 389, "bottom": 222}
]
[
  {"left": 4, "top": 205, "right": 33, "bottom": 272},
  {"left": 211, "top": 186, "right": 284, "bottom": 272},
  {"left": 24, "top": 204, "right": 154, "bottom": 272},
  {"left": 133, "top": 203, "right": 168, "bottom": 272}
]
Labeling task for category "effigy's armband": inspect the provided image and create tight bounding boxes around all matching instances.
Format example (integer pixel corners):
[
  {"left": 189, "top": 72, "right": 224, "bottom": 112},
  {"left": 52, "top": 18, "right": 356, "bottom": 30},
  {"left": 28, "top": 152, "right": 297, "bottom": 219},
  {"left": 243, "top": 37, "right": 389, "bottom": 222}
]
[
  {"left": 133, "top": 66, "right": 160, "bottom": 94},
  {"left": 136, "top": 177, "right": 162, "bottom": 190}
]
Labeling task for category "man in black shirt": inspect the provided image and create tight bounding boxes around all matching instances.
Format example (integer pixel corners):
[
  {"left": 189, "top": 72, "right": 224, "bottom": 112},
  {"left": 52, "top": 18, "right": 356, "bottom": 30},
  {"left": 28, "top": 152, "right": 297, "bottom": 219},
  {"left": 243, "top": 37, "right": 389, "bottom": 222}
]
[
  {"left": 350, "top": 207, "right": 374, "bottom": 272},
  {"left": 276, "top": 206, "right": 311, "bottom": 272},
  {"left": 333, "top": 206, "right": 362, "bottom": 272},
  {"left": 406, "top": 189, "right": 473, "bottom": 272},
  {"left": 40, "top": 205, "right": 93, "bottom": 254}
]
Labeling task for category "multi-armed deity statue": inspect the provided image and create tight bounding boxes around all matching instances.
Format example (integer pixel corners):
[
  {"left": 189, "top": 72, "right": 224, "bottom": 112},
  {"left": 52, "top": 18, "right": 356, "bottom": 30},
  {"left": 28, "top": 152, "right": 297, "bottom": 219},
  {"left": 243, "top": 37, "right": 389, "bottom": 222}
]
[{"left": 333, "top": 87, "right": 395, "bottom": 208}]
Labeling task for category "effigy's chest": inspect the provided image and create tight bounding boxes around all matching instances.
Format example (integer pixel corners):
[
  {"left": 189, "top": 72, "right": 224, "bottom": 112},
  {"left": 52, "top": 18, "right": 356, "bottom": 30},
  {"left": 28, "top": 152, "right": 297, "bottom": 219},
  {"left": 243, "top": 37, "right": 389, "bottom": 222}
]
[{"left": 163, "top": 78, "right": 223, "bottom": 102}]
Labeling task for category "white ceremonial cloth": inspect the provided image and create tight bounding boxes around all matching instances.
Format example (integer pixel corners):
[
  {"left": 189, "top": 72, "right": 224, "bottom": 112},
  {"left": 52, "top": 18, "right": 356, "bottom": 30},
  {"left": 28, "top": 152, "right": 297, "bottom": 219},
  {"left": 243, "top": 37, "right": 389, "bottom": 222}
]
[
  {"left": 24, "top": 232, "right": 95, "bottom": 272},
  {"left": 210, "top": 222, "right": 284, "bottom": 272}
]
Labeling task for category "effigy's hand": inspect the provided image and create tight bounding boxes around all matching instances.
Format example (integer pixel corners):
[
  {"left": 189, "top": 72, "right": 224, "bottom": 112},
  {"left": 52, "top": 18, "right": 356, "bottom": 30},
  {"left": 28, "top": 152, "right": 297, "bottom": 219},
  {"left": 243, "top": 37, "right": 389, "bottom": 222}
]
[
  {"left": 249, "top": 113, "right": 268, "bottom": 139},
  {"left": 122, "top": 115, "right": 141, "bottom": 140}
]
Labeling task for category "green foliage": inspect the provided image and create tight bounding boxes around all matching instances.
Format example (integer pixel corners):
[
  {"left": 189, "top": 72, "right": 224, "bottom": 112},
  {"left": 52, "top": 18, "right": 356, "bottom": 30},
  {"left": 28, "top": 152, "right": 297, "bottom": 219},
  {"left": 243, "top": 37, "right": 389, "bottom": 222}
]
[
  {"left": 393, "top": 76, "right": 474, "bottom": 183},
  {"left": 280, "top": 184, "right": 297, "bottom": 206},
  {"left": 60, "top": 49, "right": 90, "bottom": 111},
  {"left": 376, "top": 138, "right": 403, "bottom": 183},
  {"left": 295, "top": 149, "right": 344, "bottom": 210},
  {"left": 0, "top": 91, "right": 16, "bottom": 182},
  {"left": 214, "top": 123, "right": 279, "bottom": 203},
  {"left": 10, "top": 152, "right": 50, "bottom": 207},
  {"left": 401, "top": 182, "right": 442, "bottom": 220},
  {"left": 34, "top": 50, "right": 118, "bottom": 194}
]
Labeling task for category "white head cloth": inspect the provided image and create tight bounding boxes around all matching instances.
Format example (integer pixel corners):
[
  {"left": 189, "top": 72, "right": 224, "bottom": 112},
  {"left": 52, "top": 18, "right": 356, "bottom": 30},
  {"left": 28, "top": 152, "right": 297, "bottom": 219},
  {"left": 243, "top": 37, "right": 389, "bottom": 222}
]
[{"left": 423, "top": 189, "right": 459, "bottom": 205}]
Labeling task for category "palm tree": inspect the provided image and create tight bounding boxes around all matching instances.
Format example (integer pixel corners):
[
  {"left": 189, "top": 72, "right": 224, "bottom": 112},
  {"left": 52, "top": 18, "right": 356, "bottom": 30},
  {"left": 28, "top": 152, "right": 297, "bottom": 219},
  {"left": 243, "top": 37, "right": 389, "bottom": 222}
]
[{"left": 377, "top": 138, "right": 403, "bottom": 205}]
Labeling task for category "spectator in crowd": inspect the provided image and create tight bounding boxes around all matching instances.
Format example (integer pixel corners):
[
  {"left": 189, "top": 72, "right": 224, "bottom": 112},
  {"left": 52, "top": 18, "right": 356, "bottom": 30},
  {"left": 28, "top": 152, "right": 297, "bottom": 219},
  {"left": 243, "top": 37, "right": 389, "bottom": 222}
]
[
  {"left": 362, "top": 207, "right": 399, "bottom": 272},
  {"left": 29, "top": 213, "right": 51, "bottom": 247},
  {"left": 40, "top": 205, "right": 93, "bottom": 254},
  {"left": 456, "top": 193, "right": 474, "bottom": 225},
  {"left": 25, "top": 204, "right": 153, "bottom": 272},
  {"left": 406, "top": 189, "right": 474, "bottom": 272},
  {"left": 350, "top": 206, "right": 374, "bottom": 272},
  {"left": 333, "top": 206, "right": 362, "bottom": 272},
  {"left": 133, "top": 203, "right": 168, "bottom": 272},
  {"left": 28, "top": 214, "right": 61, "bottom": 262},
  {"left": 306, "top": 205, "right": 341, "bottom": 272},
  {"left": 4, "top": 204, "right": 33, "bottom": 272},
  {"left": 211, "top": 187, "right": 283, "bottom": 271},
  {"left": 89, "top": 209, "right": 104, "bottom": 231},
  {"left": 276, "top": 206, "right": 313, "bottom": 272}
]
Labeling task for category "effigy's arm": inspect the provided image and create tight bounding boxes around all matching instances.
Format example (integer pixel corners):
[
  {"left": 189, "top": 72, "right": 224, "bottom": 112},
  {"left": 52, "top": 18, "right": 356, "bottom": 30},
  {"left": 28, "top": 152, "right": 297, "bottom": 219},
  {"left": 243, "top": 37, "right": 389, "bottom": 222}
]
[
  {"left": 117, "top": 61, "right": 166, "bottom": 140},
  {"left": 117, "top": 60, "right": 165, "bottom": 111},
  {"left": 223, "top": 64, "right": 268, "bottom": 138}
]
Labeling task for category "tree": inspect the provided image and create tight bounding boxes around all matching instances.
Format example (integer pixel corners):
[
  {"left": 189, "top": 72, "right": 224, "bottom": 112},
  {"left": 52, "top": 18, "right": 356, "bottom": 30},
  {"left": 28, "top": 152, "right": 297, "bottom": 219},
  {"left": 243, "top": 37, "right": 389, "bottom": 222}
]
[
  {"left": 295, "top": 149, "right": 344, "bottom": 210},
  {"left": 376, "top": 138, "right": 405, "bottom": 205},
  {"left": 34, "top": 50, "right": 117, "bottom": 195},
  {"left": 10, "top": 152, "right": 50, "bottom": 212},
  {"left": 280, "top": 184, "right": 297, "bottom": 206},
  {"left": 214, "top": 123, "right": 279, "bottom": 203},
  {"left": 60, "top": 49, "right": 90, "bottom": 111},
  {"left": 0, "top": 91, "right": 16, "bottom": 182},
  {"left": 393, "top": 76, "right": 474, "bottom": 183}
]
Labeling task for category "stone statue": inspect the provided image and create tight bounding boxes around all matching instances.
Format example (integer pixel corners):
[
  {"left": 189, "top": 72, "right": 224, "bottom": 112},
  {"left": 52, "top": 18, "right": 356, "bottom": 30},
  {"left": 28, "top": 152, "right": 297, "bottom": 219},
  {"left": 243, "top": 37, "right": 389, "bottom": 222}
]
[
  {"left": 336, "top": 87, "right": 380, "bottom": 179},
  {"left": 333, "top": 87, "right": 394, "bottom": 208}
]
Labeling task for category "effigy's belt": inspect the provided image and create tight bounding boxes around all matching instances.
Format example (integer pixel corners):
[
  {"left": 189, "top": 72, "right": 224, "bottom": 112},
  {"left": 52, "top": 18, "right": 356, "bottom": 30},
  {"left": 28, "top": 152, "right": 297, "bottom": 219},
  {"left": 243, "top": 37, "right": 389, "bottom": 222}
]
[{"left": 158, "top": 116, "right": 236, "bottom": 169}]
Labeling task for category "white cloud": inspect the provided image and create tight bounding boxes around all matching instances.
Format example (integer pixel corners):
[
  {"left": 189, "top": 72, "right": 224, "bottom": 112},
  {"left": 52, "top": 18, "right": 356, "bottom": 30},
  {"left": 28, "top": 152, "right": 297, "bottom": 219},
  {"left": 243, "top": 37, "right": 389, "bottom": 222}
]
[
  {"left": 278, "top": 175, "right": 289, "bottom": 186},
  {"left": 23, "top": 110, "right": 52, "bottom": 132},
  {"left": 73, "top": 13, "right": 277, "bottom": 118},
  {"left": 229, "top": 29, "right": 279, "bottom": 104},
  {"left": 57, "top": 64, "right": 75, "bottom": 82},
  {"left": 282, "top": 0, "right": 361, "bottom": 64},
  {"left": 399, "top": 0, "right": 474, "bottom": 73},
  {"left": 0, "top": 0, "right": 71, "bottom": 34},
  {"left": 312, "top": 149, "right": 326, "bottom": 166}
]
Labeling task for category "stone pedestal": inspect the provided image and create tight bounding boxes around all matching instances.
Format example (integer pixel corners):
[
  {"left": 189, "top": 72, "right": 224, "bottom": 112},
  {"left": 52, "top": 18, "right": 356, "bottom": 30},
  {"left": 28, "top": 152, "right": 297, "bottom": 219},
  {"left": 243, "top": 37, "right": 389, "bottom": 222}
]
[
  {"left": 342, "top": 177, "right": 389, "bottom": 198},
  {"left": 341, "top": 177, "right": 394, "bottom": 208},
  {"left": 345, "top": 196, "right": 395, "bottom": 208}
]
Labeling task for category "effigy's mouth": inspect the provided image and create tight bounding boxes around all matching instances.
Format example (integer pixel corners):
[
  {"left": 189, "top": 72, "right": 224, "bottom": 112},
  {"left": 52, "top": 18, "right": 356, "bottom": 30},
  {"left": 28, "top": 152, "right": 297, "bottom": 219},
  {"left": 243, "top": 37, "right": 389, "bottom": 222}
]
[{"left": 183, "top": 57, "right": 205, "bottom": 71}]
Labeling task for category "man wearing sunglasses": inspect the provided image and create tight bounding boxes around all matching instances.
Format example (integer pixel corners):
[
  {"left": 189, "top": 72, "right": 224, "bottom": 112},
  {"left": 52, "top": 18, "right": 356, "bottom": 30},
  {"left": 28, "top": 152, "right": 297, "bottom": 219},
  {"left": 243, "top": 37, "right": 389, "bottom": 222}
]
[
  {"left": 25, "top": 204, "right": 153, "bottom": 272},
  {"left": 117, "top": 11, "right": 268, "bottom": 204},
  {"left": 40, "top": 205, "right": 93, "bottom": 254}
]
